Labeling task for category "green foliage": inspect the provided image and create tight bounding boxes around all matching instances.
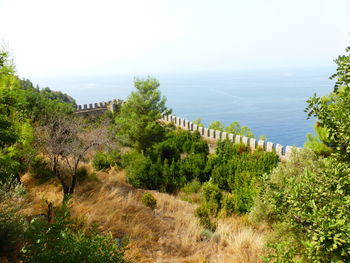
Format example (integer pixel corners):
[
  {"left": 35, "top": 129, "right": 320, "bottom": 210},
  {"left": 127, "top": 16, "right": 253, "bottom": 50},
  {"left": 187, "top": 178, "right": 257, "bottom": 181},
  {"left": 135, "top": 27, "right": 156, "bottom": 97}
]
[
  {"left": 115, "top": 77, "right": 171, "bottom": 152},
  {"left": 178, "top": 153, "right": 209, "bottom": 183},
  {"left": 221, "top": 193, "right": 236, "bottom": 216},
  {"left": 124, "top": 151, "right": 166, "bottom": 190},
  {"left": 225, "top": 121, "right": 255, "bottom": 138},
  {"left": 201, "top": 182, "right": 223, "bottom": 216},
  {"left": 194, "top": 205, "right": 216, "bottom": 232},
  {"left": 141, "top": 192, "right": 157, "bottom": 210},
  {"left": 262, "top": 242, "right": 301, "bottom": 263},
  {"left": 29, "top": 157, "right": 54, "bottom": 182},
  {"left": 193, "top": 117, "right": 204, "bottom": 127},
  {"left": 208, "top": 121, "right": 225, "bottom": 131},
  {"left": 0, "top": 152, "right": 22, "bottom": 185},
  {"left": 21, "top": 203, "right": 128, "bottom": 263},
  {"left": 304, "top": 131, "right": 333, "bottom": 157},
  {"left": 198, "top": 139, "right": 279, "bottom": 217},
  {"left": 181, "top": 179, "right": 202, "bottom": 194},
  {"left": 306, "top": 45, "right": 350, "bottom": 160},
  {"left": 92, "top": 151, "right": 111, "bottom": 171},
  {"left": 124, "top": 129, "right": 209, "bottom": 193},
  {"left": 0, "top": 184, "right": 27, "bottom": 260},
  {"left": 251, "top": 149, "right": 350, "bottom": 262},
  {"left": 76, "top": 166, "right": 89, "bottom": 182}
]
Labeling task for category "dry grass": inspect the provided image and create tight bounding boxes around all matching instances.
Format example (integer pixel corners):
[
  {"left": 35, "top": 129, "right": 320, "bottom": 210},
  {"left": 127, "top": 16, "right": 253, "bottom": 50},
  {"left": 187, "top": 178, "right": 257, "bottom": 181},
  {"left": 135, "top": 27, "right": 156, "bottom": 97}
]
[{"left": 21, "top": 167, "right": 267, "bottom": 263}]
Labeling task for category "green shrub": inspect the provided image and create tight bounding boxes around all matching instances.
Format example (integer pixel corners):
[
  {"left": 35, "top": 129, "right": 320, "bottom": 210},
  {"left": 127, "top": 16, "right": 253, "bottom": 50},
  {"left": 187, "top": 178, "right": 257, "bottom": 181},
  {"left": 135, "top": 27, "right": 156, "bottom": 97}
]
[
  {"left": 21, "top": 203, "right": 128, "bottom": 263},
  {"left": 221, "top": 193, "right": 236, "bottom": 216},
  {"left": 30, "top": 157, "right": 54, "bottom": 182},
  {"left": 92, "top": 151, "right": 111, "bottom": 171},
  {"left": 181, "top": 179, "right": 202, "bottom": 194},
  {"left": 141, "top": 192, "right": 157, "bottom": 210},
  {"left": 178, "top": 153, "right": 208, "bottom": 183},
  {"left": 76, "top": 166, "right": 88, "bottom": 182},
  {"left": 151, "top": 139, "right": 180, "bottom": 162},
  {"left": 251, "top": 149, "right": 350, "bottom": 262},
  {"left": 201, "top": 182, "right": 222, "bottom": 216},
  {"left": 194, "top": 205, "right": 216, "bottom": 232}
]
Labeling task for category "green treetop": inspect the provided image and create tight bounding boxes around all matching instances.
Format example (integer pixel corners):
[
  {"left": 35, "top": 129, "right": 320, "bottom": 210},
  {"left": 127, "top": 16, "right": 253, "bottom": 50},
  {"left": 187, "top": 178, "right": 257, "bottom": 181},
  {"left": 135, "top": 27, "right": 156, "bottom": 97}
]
[{"left": 115, "top": 77, "right": 171, "bottom": 152}]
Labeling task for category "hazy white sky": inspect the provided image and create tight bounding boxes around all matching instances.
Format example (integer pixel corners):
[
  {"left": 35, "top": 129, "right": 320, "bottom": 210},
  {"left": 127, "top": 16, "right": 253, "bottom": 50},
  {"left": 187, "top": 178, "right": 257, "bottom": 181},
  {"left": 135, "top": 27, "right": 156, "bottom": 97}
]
[{"left": 0, "top": 0, "right": 349, "bottom": 78}]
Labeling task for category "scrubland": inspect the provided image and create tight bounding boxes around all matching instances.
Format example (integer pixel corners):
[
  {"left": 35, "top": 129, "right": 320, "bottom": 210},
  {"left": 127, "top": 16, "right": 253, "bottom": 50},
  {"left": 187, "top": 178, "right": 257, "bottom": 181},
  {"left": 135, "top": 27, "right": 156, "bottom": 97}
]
[{"left": 20, "top": 166, "right": 267, "bottom": 263}]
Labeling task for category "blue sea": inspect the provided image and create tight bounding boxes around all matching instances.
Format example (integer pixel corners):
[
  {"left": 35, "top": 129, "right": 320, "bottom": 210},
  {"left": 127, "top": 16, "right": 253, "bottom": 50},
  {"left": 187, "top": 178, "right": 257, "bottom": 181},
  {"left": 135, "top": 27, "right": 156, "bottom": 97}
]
[{"left": 32, "top": 68, "right": 335, "bottom": 147}]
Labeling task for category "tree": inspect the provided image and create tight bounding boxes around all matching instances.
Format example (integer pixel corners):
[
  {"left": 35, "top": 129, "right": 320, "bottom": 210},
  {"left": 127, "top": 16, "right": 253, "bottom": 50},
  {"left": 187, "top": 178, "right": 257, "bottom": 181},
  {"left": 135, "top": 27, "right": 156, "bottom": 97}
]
[
  {"left": 306, "top": 44, "right": 350, "bottom": 159},
  {"left": 208, "top": 121, "right": 225, "bottom": 131},
  {"left": 193, "top": 117, "right": 204, "bottom": 127},
  {"left": 225, "top": 121, "right": 255, "bottom": 138},
  {"left": 115, "top": 77, "right": 171, "bottom": 152},
  {"left": 35, "top": 114, "right": 107, "bottom": 200}
]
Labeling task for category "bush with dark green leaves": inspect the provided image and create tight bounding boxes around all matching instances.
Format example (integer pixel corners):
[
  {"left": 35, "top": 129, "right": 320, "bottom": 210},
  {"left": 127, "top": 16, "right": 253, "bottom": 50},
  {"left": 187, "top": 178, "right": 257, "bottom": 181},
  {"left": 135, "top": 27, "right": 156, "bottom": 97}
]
[
  {"left": 92, "top": 150, "right": 122, "bottom": 171},
  {"left": 21, "top": 203, "right": 128, "bottom": 263},
  {"left": 30, "top": 157, "right": 54, "bottom": 182}
]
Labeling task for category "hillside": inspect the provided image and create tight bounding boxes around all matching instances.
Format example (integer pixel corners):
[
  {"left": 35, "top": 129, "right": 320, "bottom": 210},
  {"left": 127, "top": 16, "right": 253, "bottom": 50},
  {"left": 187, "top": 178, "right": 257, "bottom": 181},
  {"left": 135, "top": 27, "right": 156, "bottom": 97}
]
[{"left": 20, "top": 166, "right": 266, "bottom": 263}]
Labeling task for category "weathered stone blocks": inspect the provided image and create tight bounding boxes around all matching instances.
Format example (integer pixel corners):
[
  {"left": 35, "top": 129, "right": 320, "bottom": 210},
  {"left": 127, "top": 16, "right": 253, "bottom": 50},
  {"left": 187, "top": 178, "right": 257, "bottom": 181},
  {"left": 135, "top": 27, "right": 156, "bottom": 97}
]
[
  {"left": 242, "top": 136, "right": 249, "bottom": 146},
  {"left": 228, "top": 133, "right": 235, "bottom": 142},
  {"left": 258, "top": 140, "right": 265, "bottom": 150},
  {"left": 249, "top": 138, "right": 256, "bottom": 151},
  {"left": 215, "top": 130, "right": 221, "bottom": 140},
  {"left": 275, "top": 144, "right": 283, "bottom": 157},
  {"left": 266, "top": 142, "right": 274, "bottom": 152},
  {"left": 235, "top": 135, "right": 241, "bottom": 144}
]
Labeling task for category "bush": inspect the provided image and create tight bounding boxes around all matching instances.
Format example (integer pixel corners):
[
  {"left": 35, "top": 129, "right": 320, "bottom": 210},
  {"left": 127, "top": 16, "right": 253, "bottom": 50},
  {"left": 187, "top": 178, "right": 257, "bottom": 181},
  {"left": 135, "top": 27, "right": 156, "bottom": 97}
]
[
  {"left": 30, "top": 157, "right": 54, "bottom": 182},
  {"left": 124, "top": 151, "right": 165, "bottom": 190},
  {"left": 181, "top": 179, "right": 202, "bottom": 194},
  {"left": 141, "top": 192, "right": 157, "bottom": 210},
  {"left": 201, "top": 182, "right": 222, "bottom": 216},
  {"left": 251, "top": 149, "right": 350, "bottom": 262},
  {"left": 92, "top": 151, "right": 111, "bottom": 171},
  {"left": 76, "top": 166, "right": 88, "bottom": 181},
  {"left": 194, "top": 205, "right": 216, "bottom": 232},
  {"left": 21, "top": 203, "right": 128, "bottom": 263},
  {"left": 221, "top": 193, "right": 236, "bottom": 216},
  {"left": 178, "top": 153, "right": 208, "bottom": 183}
]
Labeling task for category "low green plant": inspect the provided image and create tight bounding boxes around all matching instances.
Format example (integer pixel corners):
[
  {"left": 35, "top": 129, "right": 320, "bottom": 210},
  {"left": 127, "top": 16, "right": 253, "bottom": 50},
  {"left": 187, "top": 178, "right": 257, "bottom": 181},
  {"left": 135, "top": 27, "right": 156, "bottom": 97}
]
[
  {"left": 92, "top": 151, "right": 111, "bottom": 171},
  {"left": 181, "top": 179, "right": 202, "bottom": 194},
  {"left": 76, "top": 166, "right": 88, "bottom": 181},
  {"left": 21, "top": 203, "right": 128, "bottom": 263},
  {"left": 262, "top": 242, "right": 301, "bottom": 263},
  {"left": 221, "top": 193, "right": 236, "bottom": 216},
  {"left": 141, "top": 192, "right": 157, "bottom": 210},
  {"left": 30, "top": 157, "right": 54, "bottom": 182},
  {"left": 201, "top": 182, "right": 222, "bottom": 216},
  {"left": 194, "top": 205, "right": 216, "bottom": 232}
]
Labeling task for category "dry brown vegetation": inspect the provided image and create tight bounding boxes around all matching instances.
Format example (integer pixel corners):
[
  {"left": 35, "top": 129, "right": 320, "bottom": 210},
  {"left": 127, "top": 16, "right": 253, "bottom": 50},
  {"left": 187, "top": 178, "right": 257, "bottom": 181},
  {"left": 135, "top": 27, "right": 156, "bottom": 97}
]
[{"left": 21, "top": 166, "right": 267, "bottom": 263}]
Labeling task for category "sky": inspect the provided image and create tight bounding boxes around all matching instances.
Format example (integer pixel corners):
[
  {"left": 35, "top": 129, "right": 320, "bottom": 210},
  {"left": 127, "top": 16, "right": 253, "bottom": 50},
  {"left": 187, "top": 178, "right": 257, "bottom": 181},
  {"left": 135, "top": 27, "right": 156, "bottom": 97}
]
[{"left": 0, "top": 0, "right": 349, "bottom": 78}]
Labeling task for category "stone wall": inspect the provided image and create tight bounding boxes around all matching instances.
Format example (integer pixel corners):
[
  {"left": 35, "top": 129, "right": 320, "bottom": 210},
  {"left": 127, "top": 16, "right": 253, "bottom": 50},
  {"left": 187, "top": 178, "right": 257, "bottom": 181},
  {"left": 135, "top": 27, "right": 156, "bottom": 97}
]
[
  {"left": 161, "top": 114, "right": 301, "bottom": 161},
  {"left": 75, "top": 100, "right": 300, "bottom": 160},
  {"left": 75, "top": 99, "right": 123, "bottom": 117}
]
